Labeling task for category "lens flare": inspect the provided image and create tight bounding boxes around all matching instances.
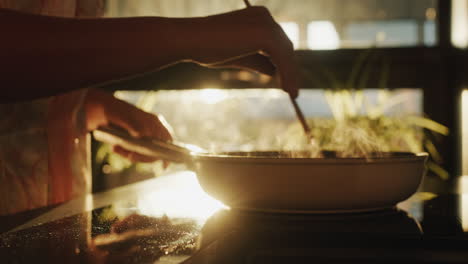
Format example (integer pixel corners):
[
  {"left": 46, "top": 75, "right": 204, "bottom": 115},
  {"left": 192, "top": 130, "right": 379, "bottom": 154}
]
[{"left": 137, "top": 171, "right": 227, "bottom": 224}]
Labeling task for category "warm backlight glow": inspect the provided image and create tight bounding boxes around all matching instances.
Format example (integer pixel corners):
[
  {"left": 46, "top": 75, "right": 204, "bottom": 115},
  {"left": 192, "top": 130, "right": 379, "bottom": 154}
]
[
  {"left": 199, "top": 89, "right": 229, "bottom": 105},
  {"left": 452, "top": 0, "right": 468, "bottom": 48},
  {"left": 307, "top": 21, "right": 340, "bottom": 50},
  {"left": 462, "top": 91, "right": 468, "bottom": 230},
  {"left": 463, "top": 90, "right": 468, "bottom": 175},
  {"left": 459, "top": 176, "right": 468, "bottom": 231},
  {"left": 280, "top": 22, "right": 299, "bottom": 49},
  {"left": 137, "top": 170, "right": 227, "bottom": 224}
]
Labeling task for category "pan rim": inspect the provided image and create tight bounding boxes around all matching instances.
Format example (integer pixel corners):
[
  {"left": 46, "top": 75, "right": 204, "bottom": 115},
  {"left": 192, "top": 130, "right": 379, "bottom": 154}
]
[{"left": 192, "top": 151, "right": 428, "bottom": 164}]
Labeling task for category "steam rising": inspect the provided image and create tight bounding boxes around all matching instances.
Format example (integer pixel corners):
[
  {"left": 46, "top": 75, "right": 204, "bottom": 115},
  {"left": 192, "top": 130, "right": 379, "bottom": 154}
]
[{"left": 115, "top": 89, "right": 425, "bottom": 158}]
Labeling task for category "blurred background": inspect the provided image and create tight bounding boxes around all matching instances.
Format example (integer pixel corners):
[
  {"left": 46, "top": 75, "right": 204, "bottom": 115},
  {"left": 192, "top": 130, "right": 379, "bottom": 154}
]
[{"left": 92, "top": 0, "right": 468, "bottom": 196}]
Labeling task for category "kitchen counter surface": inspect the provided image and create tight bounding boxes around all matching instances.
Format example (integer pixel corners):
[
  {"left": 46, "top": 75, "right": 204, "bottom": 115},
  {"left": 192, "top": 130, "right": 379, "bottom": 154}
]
[{"left": 2, "top": 170, "right": 468, "bottom": 264}]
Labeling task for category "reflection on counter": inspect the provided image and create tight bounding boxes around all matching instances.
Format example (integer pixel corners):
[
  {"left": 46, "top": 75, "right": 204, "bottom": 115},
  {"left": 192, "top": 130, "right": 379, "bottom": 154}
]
[
  {"left": 134, "top": 171, "right": 227, "bottom": 225},
  {"left": 1, "top": 210, "right": 200, "bottom": 264},
  {"left": 92, "top": 213, "right": 198, "bottom": 264},
  {"left": 0, "top": 170, "right": 227, "bottom": 264},
  {"left": 187, "top": 208, "right": 424, "bottom": 264},
  {"left": 201, "top": 207, "right": 424, "bottom": 244}
]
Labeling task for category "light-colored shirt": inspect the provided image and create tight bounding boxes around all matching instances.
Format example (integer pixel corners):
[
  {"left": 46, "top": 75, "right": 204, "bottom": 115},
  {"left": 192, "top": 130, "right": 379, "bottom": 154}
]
[{"left": 0, "top": 0, "right": 104, "bottom": 215}]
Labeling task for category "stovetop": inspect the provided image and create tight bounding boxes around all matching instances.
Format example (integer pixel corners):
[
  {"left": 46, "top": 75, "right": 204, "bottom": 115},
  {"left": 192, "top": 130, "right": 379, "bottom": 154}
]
[
  {"left": 2, "top": 171, "right": 468, "bottom": 264},
  {"left": 190, "top": 207, "right": 468, "bottom": 264}
]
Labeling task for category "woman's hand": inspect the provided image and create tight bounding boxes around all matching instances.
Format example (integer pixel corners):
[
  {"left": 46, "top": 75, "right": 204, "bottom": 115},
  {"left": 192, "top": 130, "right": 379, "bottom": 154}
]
[
  {"left": 184, "top": 6, "right": 301, "bottom": 98},
  {"left": 84, "top": 88, "right": 173, "bottom": 163}
]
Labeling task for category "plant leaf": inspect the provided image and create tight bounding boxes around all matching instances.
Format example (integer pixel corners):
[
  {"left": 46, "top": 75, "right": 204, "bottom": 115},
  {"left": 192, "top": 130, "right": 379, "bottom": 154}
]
[
  {"left": 346, "top": 49, "right": 373, "bottom": 89},
  {"left": 427, "top": 161, "right": 450, "bottom": 180},
  {"left": 424, "top": 139, "right": 443, "bottom": 164},
  {"left": 407, "top": 116, "right": 449, "bottom": 135}
]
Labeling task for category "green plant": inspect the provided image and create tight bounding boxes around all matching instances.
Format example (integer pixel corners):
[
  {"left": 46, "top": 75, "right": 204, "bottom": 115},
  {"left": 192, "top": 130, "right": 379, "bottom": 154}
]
[{"left": 301, "top": 50, "right": 449, "bottom": 179}]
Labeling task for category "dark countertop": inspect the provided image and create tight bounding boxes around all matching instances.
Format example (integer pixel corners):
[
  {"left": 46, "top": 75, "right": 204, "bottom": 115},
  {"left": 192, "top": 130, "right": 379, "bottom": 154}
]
[{"left": 2, "top": 170, "right": 468, "bottom": 264}]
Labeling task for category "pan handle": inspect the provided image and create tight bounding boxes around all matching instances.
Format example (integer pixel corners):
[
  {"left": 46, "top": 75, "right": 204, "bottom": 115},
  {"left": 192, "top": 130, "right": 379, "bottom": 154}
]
[{"left": 93, "top": 126, "right": 192, "bottom": 163}]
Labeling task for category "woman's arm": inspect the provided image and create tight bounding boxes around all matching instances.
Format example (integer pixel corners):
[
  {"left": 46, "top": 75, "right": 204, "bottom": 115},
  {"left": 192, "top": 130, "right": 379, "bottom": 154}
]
[
  {"left": 0, "top": 6, "right": 299, "bottom": 103},
  {"left": 1, "top": 8, "right": 188, "bottom": 102}
]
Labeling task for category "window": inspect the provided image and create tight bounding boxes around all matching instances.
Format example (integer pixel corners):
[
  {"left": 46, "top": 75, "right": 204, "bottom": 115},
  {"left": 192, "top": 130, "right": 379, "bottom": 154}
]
[
  {"left": 307, "top": 21, "right": 340, "bottom": 50},
  {"left": 452, "top": 0, "right": 468, "bottom": 48},
  {"left": 344, "top": 20, "right": 419, "bottom": 47},
  {"left": 424, "top": 20, "right": 437, "bottom": 46},
  {"left": 114, "top": 89, "right": 423, "bottom": 152},
  {"left": 279, "top": 22, "right": 300, "bottom": 48},
  {"left": 105, "top": 0, "right": 438, "bottom": 49},
  {"left": 462, "top": 90, "right": 468, "bottom": 175}
]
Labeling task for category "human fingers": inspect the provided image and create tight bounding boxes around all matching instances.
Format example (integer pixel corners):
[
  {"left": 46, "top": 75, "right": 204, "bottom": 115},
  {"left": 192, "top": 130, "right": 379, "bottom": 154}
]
[
  {"left": 113, "top": 145, "right": 159, "bottom": 163},
  {"left": 127, "top": 112, "right": 173, "bottom": 142},
  {"left": 187, "top": 6, "right": 301, "bottom": 96},
  {"left": 259, "top": 22, "right": 301, "bottom": 98},
  {"left": 103, "top": 96, "right": 173, "bottom": 142},
  {"left": 84, "top": 89, "right": 171, "bottom": 140},
  {"left": 207, "top": 53, "right": 276, "bottom": 76},
  {"left": 268, "top": 46, "right": 301, "bottom": 98},
  {"left": 233, "top": 6, "right": 301, "bottom": 97}
]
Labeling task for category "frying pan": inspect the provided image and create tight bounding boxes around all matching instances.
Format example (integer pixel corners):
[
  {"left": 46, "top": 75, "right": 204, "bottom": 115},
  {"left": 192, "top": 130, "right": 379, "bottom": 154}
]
[{"left": 94, "top": 127, "right": 428, "bottom": 213}]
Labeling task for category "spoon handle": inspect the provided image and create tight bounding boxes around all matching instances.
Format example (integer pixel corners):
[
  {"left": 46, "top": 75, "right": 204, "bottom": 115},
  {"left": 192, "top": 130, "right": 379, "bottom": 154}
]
[
  {"left": 289, "top": 95, "right": 312, "bottom": 137},
  {"left": 93, "top": 126, "right": 191, "bottom": 163}
]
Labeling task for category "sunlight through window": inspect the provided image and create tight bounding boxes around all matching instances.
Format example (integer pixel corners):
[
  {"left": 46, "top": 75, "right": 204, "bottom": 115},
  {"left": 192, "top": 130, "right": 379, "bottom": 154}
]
[
  {"left": 452, "top": 0, "right": 468, "bottom": 48},
  {"left": 198, "top": 88, "right": 229, "bottom": 105},
  {"left": 307, "top": 21, "right": 340, "bottom": 50},
  {"left": 137, "top": 171, "right": 227, "bottom": 224},
  {"left": 461, "top": 90, "right": 468, "bottom": 230},
  {"left": 460, "top": 175, "right": 468, "bottom": 231},
  {"left": 279, "top": 22, "right": 299, "bottom": 49},
  {"left": 462, "top": 90, "right": 468, "bottom": 175}
]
